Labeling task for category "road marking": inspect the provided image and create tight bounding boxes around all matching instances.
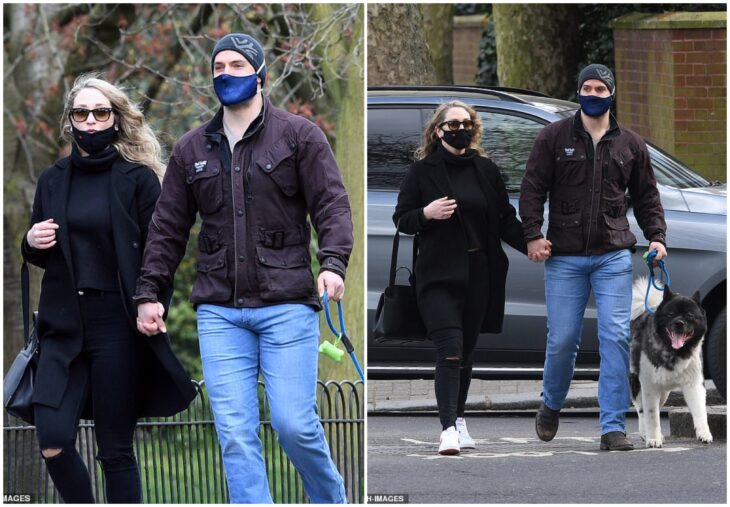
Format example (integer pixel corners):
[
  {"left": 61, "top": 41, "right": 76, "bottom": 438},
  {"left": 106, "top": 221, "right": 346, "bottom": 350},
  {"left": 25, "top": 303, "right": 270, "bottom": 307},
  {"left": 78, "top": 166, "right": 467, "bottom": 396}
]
[{"left": 400, "top": 436, "right": 694, "bottom": 459}]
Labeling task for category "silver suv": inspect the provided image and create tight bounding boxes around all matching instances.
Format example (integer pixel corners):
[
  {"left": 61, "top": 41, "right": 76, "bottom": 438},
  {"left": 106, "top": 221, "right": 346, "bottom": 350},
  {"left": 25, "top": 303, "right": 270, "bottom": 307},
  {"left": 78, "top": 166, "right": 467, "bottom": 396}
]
[{"left": 367, "top": 86, "right": 726, "bottom": 398}]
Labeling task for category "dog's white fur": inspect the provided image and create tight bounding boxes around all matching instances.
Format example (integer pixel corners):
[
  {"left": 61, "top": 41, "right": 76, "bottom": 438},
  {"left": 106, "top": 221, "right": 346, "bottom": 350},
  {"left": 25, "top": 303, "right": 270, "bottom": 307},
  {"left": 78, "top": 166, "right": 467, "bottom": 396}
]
[{"left": 630, "top": 277, "right": 712, "bottom": 448}]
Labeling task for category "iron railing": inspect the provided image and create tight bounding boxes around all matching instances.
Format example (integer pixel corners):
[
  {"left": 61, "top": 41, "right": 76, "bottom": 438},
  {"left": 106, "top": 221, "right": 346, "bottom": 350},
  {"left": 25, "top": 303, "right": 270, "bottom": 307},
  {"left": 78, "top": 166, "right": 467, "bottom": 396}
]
[{"left": 4, "top": 380, "right": 363, "bottom": 504}]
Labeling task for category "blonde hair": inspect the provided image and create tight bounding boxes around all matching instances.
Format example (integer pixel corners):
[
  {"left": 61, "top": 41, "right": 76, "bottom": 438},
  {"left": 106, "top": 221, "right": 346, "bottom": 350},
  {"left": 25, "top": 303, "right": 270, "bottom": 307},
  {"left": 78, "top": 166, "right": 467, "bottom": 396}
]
[
  {"left": 60, "top": 73, "right": 166, "bottom": 180},
  {"left": 414, "top": 101, "right": 485, "bottom": 160}
]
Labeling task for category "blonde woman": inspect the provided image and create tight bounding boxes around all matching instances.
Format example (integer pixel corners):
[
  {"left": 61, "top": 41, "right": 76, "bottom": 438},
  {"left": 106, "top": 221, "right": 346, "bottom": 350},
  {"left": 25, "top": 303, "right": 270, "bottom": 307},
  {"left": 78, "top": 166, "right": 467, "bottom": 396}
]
[
  {"left": 393, "top": 101, "right": 539, "bottom": 455},
  {"left": 21, "top": 74, "right": 195, "bottom": 503}
]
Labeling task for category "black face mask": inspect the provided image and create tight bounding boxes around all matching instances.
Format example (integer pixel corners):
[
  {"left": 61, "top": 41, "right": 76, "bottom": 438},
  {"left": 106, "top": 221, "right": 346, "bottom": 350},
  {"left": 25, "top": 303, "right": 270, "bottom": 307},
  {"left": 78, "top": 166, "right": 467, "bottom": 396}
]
[
  {"left": 441, "top": 129, "right": 472, "bottom": 150},
  {"left": 72, "top": 125, "right": 117, "bottom": 155}
]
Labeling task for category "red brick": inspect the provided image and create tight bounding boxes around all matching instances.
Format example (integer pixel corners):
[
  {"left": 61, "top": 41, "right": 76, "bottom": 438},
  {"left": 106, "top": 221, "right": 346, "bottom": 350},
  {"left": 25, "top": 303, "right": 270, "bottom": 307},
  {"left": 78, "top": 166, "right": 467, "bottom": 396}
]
[
  {"left": 686, "top": 75, "right": 711, "bottom": 87},
  {"left": 674, "top": 120, "right": 690, "bottom": 131},
  {"left": 708, "top": 87, "right": 726, "bottom": 98},
  {"left": 707, "top": 63, "right": 726, "bottom": 75},
  {"left": 687, "top": 52, "right": 718, "bottom": 64},
  {"left": 687, "top": 97, "right": 713, "bottom": 109},
  {"left": 674, "top": 64, "right": 694, "bottom": 75},
  {"left": 675, "top": 109, "right": 694, "bottom": 120},
  {"left": 674, "top": 97, "right": 688, "bottom": 108},
  {"left": 711, "top": 75, "right": 726, "bottom": 87},
  {"left": 692, "top": 64, "right": 709, "bottom": 76},
  {"left": 712, "top": 29, "right": 726, "bottom": 40}
]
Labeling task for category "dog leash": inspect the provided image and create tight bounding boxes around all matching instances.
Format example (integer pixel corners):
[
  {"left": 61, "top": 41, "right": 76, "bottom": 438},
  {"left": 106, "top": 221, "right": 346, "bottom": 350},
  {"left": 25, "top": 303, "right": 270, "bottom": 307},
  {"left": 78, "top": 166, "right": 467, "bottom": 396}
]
[
  {"left": 643, "top": 249, "right": 671, "bottom": 315},
  {"left": 320, "top": 292, "right": 364, "bottom": 381}
]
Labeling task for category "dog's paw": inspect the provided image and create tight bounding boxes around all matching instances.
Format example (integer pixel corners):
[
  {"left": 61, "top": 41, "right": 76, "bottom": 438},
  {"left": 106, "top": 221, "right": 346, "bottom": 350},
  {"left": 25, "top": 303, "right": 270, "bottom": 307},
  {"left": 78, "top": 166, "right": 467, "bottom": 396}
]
[
  {"left": 645, "top": 436, "right": 664, "bottom": 448},
  {"left": 696, "top": 428, "right": 713, "bottom": 444}
]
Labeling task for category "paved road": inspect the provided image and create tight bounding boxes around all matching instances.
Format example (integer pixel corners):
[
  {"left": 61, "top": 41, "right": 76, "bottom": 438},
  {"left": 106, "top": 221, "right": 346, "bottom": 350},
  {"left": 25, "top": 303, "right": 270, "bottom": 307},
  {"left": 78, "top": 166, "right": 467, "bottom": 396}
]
[{"left": 367, "top": 413, "right": 727, "bottom": 504}]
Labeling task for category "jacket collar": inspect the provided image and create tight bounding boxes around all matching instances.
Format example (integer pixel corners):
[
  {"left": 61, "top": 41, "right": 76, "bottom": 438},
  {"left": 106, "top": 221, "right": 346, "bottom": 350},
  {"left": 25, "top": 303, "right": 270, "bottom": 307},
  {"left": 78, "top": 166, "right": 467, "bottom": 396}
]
[
  {"left": 54, "top": 154, "right": 144, "bottom": 174},
  {"left": 204, "top": 94, "right": 269, "bottom": 143},
  {"left": 573, "top": 111, "right": 621, "bottom": 141}
]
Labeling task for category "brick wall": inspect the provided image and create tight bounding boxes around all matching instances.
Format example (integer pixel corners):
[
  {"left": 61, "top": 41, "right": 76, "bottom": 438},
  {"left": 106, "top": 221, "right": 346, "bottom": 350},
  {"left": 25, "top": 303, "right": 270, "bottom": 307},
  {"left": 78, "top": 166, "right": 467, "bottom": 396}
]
[
  {"left": 612, "top": 12, "right": 726, "bottom": 182},
  {"left": 452, "top": 15, "right": 488, "bottom": 85}
]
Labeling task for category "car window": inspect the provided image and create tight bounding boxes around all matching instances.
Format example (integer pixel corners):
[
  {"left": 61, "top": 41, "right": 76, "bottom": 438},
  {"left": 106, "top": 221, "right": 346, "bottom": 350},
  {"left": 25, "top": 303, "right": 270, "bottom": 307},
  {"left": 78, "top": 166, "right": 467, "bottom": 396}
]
[
  {"left": 478, "top": 111, "right": 545, "bottom": 193},
  {"left": 647, "top": 145, "right": 712, "bottom": 189},
  {"left": 367, "top": 108, "right": 424, "bottom": 190}
]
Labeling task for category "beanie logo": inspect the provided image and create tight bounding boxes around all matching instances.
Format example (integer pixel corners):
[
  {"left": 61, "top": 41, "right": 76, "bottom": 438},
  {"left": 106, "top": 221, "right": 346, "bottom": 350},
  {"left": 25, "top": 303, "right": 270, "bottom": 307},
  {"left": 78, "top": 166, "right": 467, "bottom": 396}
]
[
  {"left": 597, "top": 68, "right": 614, "bottom": 90},
  {"left": 231, "top": 36, "right": 260, "bottom": 62}
]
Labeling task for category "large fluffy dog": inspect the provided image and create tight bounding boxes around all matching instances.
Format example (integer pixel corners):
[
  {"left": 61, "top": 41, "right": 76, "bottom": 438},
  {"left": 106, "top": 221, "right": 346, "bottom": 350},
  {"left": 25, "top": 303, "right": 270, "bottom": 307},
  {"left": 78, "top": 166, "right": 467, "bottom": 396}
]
[{"left": 629, "top": 277, "right": 713, "bottom": 448}]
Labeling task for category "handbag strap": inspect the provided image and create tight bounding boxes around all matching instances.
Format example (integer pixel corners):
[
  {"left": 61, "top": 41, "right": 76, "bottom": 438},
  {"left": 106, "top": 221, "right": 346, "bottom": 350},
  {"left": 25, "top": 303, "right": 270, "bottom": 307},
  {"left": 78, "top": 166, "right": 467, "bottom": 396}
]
[
  {"left": 21, "top": 261, "right": 30, "bottom": 346},
  {"left": 388, "top": 221, "right": 419, "bottom": 287}
]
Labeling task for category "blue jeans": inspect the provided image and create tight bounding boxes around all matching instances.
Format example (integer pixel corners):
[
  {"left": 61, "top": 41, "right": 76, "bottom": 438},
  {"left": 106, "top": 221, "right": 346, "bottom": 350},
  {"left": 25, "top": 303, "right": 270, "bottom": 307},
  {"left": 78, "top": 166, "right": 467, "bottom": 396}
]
[
  {"left": 197, "top": 304, "right": 346, "bottom": 504},
  {"left": 543, "top": 249, "right": 633, "bottom": 434}
]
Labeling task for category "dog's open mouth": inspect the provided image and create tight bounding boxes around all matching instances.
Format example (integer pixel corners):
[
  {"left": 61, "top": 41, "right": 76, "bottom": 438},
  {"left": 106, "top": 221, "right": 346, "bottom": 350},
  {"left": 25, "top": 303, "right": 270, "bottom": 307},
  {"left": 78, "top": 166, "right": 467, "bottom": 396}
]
[{"left": 667, "top": 329, "right": 693, "bottom": 350}]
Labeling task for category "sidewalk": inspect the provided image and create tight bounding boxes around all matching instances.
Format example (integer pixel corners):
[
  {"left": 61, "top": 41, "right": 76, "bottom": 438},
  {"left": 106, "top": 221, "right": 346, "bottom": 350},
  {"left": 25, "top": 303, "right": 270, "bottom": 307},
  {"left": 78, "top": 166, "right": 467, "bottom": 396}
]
[{"left": 368, "top": 378, "right": 724, "bottom": 413}]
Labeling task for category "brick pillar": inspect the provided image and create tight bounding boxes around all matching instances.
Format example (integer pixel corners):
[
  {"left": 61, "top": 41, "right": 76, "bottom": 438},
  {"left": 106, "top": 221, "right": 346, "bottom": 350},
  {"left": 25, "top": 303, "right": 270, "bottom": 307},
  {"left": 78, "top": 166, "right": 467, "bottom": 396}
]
[
  {"left": 452, "top": 15, "right": 488, "bottom": 85},
  {"left": 612, "top": 12, "right": 726, "bottom": 182}
]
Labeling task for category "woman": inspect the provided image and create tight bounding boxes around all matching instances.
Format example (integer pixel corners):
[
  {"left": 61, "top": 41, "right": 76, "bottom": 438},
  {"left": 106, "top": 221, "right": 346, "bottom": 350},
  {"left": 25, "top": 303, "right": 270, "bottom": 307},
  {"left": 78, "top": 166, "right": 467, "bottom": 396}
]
[
  {"left": 393, "top": 101, "right": 541, "bottom": 455},
  {"left": 22, "top": 74, "right": 196, "bottom": 503}
]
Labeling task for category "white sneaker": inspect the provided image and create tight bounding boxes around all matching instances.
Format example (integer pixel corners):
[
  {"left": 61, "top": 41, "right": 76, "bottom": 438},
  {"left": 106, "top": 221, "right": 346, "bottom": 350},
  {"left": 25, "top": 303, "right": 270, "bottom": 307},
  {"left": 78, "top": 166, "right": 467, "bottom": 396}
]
[
  {"left": 456, "top": 417, "right": 476, "bottom": 449},
  {"left": 438, "top": 426, "right": 460, "bottom": 455}
]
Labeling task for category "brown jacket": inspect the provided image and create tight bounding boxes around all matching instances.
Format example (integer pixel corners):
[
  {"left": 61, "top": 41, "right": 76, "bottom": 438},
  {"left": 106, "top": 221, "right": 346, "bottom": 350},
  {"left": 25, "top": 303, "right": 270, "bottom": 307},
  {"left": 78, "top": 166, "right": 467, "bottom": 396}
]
[
  {"left": 134, "top": 97, "right": 353, "bottom": 309},
  {"left": 519, "top": 113, "right": 666, "bottom": 255}
]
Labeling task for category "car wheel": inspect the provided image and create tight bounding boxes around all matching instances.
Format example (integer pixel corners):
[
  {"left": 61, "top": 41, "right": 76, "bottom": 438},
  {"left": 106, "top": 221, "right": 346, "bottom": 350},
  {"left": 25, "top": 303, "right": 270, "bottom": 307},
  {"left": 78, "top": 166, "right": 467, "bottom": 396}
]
[{"left": 706, "top": 307, "right": 726, "bottom": 400}]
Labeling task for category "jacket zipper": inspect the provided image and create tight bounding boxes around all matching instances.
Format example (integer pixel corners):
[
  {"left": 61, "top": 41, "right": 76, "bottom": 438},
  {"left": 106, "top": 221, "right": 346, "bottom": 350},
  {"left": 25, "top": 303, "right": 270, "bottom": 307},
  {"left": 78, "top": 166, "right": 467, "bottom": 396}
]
[
  {"left": 231, "top": 148, "right": 239, "bottom": 305},
  {"left": 585, "top": 139, "right": 599, "bottom": 255}
]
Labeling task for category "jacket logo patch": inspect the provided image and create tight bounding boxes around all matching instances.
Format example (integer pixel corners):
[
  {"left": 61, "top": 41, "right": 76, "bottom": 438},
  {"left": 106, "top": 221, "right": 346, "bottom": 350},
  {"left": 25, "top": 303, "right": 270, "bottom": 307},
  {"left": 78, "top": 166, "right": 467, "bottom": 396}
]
[
  {"left": 564, "top": 148, "right": 575, "bottom": 157},
  {"left": 194, "top": 160, "right": 208, "bottom": 173}
]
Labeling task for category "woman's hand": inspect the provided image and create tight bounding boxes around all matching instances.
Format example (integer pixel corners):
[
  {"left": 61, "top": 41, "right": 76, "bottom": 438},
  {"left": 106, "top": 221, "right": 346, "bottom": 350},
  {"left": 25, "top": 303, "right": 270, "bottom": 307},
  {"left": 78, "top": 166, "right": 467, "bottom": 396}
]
[
  {"left": 423, "top": 197, "right": 457, "bottom": 220},
  {"left": 27, "top": 218, "right": 59, "bottom": 249},
  {"left": 137, "top": 302, "right": 167, "bottom": 336}
]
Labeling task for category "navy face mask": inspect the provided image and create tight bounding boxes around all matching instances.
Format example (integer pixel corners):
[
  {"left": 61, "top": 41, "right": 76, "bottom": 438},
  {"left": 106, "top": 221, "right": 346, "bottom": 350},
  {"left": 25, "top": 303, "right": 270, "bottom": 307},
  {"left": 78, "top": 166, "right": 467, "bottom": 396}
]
[
  {"left": 213, "top": 73, "right": 259, "bottom": 106},
  {"left": 72, "top": 125, "right": 117, "bottom": 155},
  {"left": 578, "top": 94, "right": 613, "bottom": 117}
]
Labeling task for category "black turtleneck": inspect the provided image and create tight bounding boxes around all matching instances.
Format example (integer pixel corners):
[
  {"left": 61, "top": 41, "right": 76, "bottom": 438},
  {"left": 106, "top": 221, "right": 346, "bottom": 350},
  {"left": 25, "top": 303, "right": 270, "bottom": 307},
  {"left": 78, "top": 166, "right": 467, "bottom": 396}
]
[
  {"left": 67, "top": 146, "right": 120, "bottom": 291},
  {"left": 439, "top": 143, "right": 488, "bottom": 250}
]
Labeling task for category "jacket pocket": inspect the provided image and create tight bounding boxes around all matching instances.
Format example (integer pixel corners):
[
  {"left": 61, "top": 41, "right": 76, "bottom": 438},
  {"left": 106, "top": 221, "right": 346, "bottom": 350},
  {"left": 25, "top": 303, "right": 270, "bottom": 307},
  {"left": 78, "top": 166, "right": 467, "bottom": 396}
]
[
  {"left": 192, "top": 248, "right": 231, "bottom": 302},
  {"left": 546, "top": 211, "right": 583, "bottom": 252},
  {"left": 186, "top": 160, "right": 223, "bottom": 215},
  {"left": 609, "top": 147, "right": 634, "bottom": 186},
  {"left": 257, "top": 139, "right": 298, "bottom": 196},
  {"left": 602, "top": 213, "right": 636, "bottom": 247},
  {"left": 555, "top": 150, "right": 587, "bottom": 186},
  {"left": 255, "top": 245, "right": 314, "bottom": 301}
]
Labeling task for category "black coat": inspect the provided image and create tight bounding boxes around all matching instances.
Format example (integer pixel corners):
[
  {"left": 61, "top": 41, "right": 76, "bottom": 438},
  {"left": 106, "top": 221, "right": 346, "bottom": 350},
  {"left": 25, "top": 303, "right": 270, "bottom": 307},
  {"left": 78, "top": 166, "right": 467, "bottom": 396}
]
[
  {"left": 21, "top": 156, "right": 197, "bottom": 419},
  {"left": 393, "top": 149, "right": 527, "bottom": 333}
]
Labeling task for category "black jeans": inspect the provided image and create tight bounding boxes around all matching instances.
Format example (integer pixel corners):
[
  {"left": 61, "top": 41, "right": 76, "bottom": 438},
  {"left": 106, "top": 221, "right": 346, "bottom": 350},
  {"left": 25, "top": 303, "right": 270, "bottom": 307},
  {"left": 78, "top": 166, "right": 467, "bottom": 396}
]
[
  {"left": 34, "top": 291, "right": 142, "bottom": 503},
  {"left": 421, "top": 251, "right": 489, "bottom": 430}
]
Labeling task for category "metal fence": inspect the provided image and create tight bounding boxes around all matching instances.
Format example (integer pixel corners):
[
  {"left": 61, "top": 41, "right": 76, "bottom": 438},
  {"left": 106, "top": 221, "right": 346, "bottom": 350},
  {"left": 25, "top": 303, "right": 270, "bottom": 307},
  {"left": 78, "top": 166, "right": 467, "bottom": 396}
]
[{"left": 4, "top": 380, "right": 363, "bottom": 504}]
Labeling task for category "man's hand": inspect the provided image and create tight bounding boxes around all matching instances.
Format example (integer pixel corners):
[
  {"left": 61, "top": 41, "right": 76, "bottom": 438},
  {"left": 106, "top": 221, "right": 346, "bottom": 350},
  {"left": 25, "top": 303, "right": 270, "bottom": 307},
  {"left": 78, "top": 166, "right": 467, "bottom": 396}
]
[
  {"left": 648, "top": 242, "right": 667, "bottom": 266},
  {"left": 423, "top": 197, "right": 457, "bottom": 221},
  {"left": 318, "top": 271, "right": 345, "bottom": 301},
  {"left": 27, "top": 218, "right": 59, "bottom": 249},
  {"left": 137, "top": 302, "right": 167, "bottom": 336},
  {"left": 527, "top": 238, "right": 553, "bottom": 262}
]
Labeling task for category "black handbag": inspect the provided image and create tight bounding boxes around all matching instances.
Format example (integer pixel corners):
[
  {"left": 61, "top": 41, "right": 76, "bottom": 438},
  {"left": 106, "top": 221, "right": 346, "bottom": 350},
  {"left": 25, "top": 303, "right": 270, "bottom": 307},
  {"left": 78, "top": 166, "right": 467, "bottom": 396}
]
[
  {"left": 373, "top": 223, "right": 427, "bottom": 342},
  {"left": 4, "top": 262, "right": 39, "bottom": 423}
]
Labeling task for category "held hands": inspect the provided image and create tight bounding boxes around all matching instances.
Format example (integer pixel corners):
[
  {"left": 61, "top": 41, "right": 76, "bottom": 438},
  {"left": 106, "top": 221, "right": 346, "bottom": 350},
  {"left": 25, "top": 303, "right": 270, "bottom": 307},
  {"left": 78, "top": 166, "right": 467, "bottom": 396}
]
[
  {"left": 527, "top": 238, "right": 553, "bottom": 263},
  {"left": 318, "top": 271, "right": 345, "bottom": 302},
  {"left": 648, "top": 242, "right": 668, "bottom": 266},
  {"left": 27, "top": 218, "right": 59, "bottom": 249},
  {"left": 136, "top": 302, "right": 167, "bottom": 336},
  {"left": 423, "top": 197, "right": 457, "bottom": 220}
]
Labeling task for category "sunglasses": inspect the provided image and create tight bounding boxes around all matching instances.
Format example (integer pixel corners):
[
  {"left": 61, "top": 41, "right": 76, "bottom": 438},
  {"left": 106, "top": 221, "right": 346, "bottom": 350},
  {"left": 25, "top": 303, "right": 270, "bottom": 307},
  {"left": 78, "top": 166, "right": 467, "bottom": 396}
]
[
  {"left": 69, "top": 108, "right": 114, "bottom": 123},
  {"left": 438, "top": 119, "right": 474, "bottom": 131}
]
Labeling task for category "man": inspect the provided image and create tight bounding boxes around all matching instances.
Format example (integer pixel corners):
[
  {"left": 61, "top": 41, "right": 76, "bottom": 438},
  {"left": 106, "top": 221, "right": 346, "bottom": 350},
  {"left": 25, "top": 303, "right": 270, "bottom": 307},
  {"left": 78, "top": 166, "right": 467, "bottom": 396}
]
[
  {"left": 519, "top": 64, "right": 667, "bottom": 451},
  {"left": 134, "top": 33, "right": 351, "bottom": 503}
]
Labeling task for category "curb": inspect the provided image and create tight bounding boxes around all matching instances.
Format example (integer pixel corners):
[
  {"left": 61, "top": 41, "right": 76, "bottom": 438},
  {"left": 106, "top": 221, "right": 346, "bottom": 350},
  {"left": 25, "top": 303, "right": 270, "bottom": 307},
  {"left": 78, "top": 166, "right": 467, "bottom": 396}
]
[{"left": 368, "top": 387, "right": 725, "bottom": 414}]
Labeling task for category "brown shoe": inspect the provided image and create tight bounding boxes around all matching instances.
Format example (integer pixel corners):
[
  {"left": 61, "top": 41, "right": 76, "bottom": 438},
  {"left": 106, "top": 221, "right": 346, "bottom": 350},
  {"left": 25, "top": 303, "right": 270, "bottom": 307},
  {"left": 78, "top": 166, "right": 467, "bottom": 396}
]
[
  {"left": 600, "top": 431, "right": 634, "bottom": 451},
  {"left": 535, "top": 401, "right": 560, "bottom": 441}
]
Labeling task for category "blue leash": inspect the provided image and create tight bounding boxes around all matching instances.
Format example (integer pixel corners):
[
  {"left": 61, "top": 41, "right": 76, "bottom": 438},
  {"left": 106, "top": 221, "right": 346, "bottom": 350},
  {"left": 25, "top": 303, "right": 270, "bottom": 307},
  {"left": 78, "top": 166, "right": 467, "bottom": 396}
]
[
  {"left": 322, "top": 292, "right": 364, "bottom": 381},
  {"left": 643, "top": 250, "right": 671, "bottom": 314}
]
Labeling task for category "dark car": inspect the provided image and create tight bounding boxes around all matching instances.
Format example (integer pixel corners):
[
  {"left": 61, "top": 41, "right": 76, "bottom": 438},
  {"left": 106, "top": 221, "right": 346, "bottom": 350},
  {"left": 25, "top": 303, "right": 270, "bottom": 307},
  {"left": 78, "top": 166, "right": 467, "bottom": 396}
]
[{"left": 367, "top": 86, "right": 727, "bottom": 398}]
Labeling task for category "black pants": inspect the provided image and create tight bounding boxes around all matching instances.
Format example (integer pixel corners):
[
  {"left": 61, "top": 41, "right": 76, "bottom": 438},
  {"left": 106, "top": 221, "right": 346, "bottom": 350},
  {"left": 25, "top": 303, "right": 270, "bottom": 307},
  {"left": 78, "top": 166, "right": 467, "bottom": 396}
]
[
  {"left": 419, "top": 251, "right": 489, "bottom": 430},
  {"left": 34, "top": 291, "right": 142, "bottom": 504}
]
